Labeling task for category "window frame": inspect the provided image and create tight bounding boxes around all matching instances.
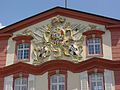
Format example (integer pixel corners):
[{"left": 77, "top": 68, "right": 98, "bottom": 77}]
[
  {"left": 89, "top": 73, "right": 104, "bottom": 90},
  {"left": 17, "top": 43, "right": 30, "bottom": 60},
  {"left": 87, "top": 36, "right": 103, "bottom": 56},
  {"left": 48, "top": 70, "right": 67, "bottom": 90},
  {"left": 50, "top": 74, "right": 65, "bottom": 90},
  {"left": 83, "top": 30, "right": 104, "bottom": 57},
  {"left": 15, "top": 41, "right": 31, "bottom": 62},
  {"left": 13, "top": 35, "right": 33, "bottom": 63},
  {"left": 13, "top": 74, "right": 28, "bottom": 90}
]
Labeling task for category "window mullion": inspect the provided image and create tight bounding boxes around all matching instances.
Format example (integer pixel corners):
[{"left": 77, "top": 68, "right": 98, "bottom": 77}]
[
  {"left": 57, "top": 76, "right": 59, "bottom": 90},
  {"left": 95, "top": 74, "right": 98, "bottom": 90},
  {"left": 22, "top": 44, "right": 25, "bottom": 59},
  {"left": 93, "top": 38, "right": 96, "bottom": 54},
  {"left": 101, "top": 75, "right": 104, "bottom": 90},
  {"left": 20, "top": 78, "right": 22, "bottom": 90},
  {"left": 98, "top": 39, "right": 101, "bottom": 54}
]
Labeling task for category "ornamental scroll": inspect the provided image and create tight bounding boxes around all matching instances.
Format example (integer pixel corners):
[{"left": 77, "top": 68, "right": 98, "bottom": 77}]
[{"left": 22, "top": 16, "right": 90, "bottom": 64}]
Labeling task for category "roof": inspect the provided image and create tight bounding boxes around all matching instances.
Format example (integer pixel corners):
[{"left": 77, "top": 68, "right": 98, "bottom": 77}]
[{"left": 0, "top": 6, "right": 120, "bottom": 34}]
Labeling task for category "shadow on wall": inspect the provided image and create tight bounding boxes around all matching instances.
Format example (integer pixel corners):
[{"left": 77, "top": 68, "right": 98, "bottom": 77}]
[
  {"left": 0, "top": 40, "right": 8, "bottom": 67},
  {"left": 103, "top": 30, "right": 112, "bottom": 47}
]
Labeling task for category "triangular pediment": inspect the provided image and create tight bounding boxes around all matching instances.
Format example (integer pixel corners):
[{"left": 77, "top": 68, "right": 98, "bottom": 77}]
[
  {"left": 1, "top": 7, "right": 120, "bottom": 66},
  {"left": 11, "top": 15, "right": 108, "bottom": 64},
  {"left": 0, "top": 7, "right": 120, "bottom": 34}
]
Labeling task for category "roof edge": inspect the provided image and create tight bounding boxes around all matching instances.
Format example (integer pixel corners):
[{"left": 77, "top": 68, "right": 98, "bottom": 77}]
[{"left": 0, "top": 6, "right": 120, "bottom": 33}]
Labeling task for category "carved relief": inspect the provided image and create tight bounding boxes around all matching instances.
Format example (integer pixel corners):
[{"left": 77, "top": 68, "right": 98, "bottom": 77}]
[{"left": 21, "top": 16, "right": 103, "bottom": 64}]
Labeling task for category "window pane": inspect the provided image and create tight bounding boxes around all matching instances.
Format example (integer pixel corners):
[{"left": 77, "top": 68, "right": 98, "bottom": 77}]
[
  {"left": 97, "top": 82, "right": 102, "bottom": 87},
  {"left": 88, "top": 45, "right": 94, "bottom": 54},
  {"left": 52, "top": 85, "right": 57, "bottom": 90},
  {"left": 22, "top": 78, "right": 27, "bottom": 84},
  {"left": 95, "top": 45, "right": 100, "bottom": 54},
  {"left": 50, "top": 75, "right": 65, "bottom": 90},
  {"left": 15, "top": 87, "right": 20, "bottom": 90},
  {"left": 18, "top": 44, "right": 23, "bottom": 49},
  {"left": 14, "top": 77, "right": 28, "bottom": 90},
  {"left": 89, "top": 73, "right": 104, "bottom": 90},
  {"left": 24, "top": 44, "right": 29, "bottom": 48},
  {"left": 18, "top": 50, "right": 23, "bottom": 60},
  {"left": 88, "top": 39, "right": 93, "bottom": 44},
  {"left": 17, "top": 43, "right": 30, "bottom": 60},
  {"left": 22, "top": 86, "right": 27, "bottom": 90},
  {"left": 95, "top": 38, "right": 100, "bottom": 43},
  {"left": 88, "top": 37, "right": 101, "bottom": 55},
  {"left": 15, "top": 78, "right": 21, "bottom": 84},
  {"left": 51, "top": 76, "right": 57, "bottom": 83},
  {"left": 59, "top": 85, "right": 64, "bottom": 90},
  {"left": 59, "top": 76, "right": 64, "bottom": 83}
]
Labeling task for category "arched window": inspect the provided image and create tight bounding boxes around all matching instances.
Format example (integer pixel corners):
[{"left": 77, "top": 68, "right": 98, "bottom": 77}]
[
  {"left": 89, "top": 73, "right": 104, "bottom": 90},
  {"left": 50, "top": 74, "right": 65, "bottom": 90},
  {"left": 14, "top": 77, "right": 28, "bottom": 90}
]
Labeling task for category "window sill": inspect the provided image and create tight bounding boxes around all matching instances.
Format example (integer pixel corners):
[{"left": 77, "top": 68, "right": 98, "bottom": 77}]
[
  {"left": 15, "top": 59, "right": 30, "bottom": 63},
  {"left": 86, "top": 54, "right": 103, "bottom": 58}
]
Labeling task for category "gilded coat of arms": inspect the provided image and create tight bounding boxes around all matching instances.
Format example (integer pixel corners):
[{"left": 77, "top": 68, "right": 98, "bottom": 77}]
[{"left": 22, "top": 16, "right": 86, "bottom": 64}]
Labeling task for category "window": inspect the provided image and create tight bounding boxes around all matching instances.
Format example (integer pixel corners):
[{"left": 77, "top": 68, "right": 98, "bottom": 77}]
[
  {"left": 83, "top": 30, "right": 104, "bottom": 56},
  {"left": 89, "top": 73, "right": 104, "bottom": 90},
  {"left": 13, "top": 35, "right": 33, "bottom": 62},
  {"left": 14, "top": 77, "right": 28, "bottom": 90},
  {"left": 17, "top": 43, "right": 30, "bottom": 60},
  {"left": 87, "top": 37, "right": 101, "bottom": 55},
  {"left": 50, "top": 75, "right": 65, "bottom": 90}
]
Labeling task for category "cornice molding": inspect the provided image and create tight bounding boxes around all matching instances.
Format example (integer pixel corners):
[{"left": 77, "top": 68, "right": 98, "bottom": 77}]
[
  {"left": 106, "top": 24, "right": 120, "bottom": 29},
  {"left": 0, "top": 58, "right": 120, "bottom": 77},
  {"left": 0, "top": 7, "right": 120, "bottom": 34},
  {"left": 12, "top": 35, "right": 33, "bottom": 41},
  {"left": 82, "top": 30, "right": 105, "bottom": 36},
  {"left": 0, "top": 33, "right": 12, "bottom": 40}
]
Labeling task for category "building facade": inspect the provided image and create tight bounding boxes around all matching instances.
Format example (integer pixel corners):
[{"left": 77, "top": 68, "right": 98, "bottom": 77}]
[{"left": 0, "top": 7, "right": 120, "bottom": 90}]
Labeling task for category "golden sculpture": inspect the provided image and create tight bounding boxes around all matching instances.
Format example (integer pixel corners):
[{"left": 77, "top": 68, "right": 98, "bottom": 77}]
[{"left": 22, "top": 16, "right": 87, "bottom": 64}]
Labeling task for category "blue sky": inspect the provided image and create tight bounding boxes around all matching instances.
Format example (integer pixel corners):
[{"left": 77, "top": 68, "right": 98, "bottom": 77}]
[{"left": 0, "top": 0, "right": 120, "bottom": 27}]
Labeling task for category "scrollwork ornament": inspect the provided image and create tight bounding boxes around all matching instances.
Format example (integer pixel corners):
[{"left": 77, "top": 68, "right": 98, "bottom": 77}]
[{"left": 22, "top": 16, "right": 87, "bottom": 64}]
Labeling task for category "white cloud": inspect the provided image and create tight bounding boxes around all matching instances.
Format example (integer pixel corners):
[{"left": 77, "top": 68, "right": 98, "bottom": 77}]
[{"left": 0, "top": 23, "right": 5, "bottom": 29}]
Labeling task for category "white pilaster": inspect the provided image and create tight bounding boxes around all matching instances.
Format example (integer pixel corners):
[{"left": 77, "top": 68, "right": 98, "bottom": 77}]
[
  {"left": 4, "top": 75, "right": 13, "bottom": 90},
  {"left": 104, "top": 69, "right": 115, "bottom": 90},
  {"left": 80, "top": 71, "right": 89, "bottom": 90}
]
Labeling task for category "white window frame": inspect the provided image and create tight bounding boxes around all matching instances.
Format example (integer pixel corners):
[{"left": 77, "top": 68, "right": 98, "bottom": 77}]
[
  {"left": 50, "top": 74, "right": 65, "bottom": 90},
  {"left": 14, "top": 77, "right": 28, "bottom": 90},
  {"left": 87, "top": 37, "right": 102, "bottom": 55},
  {"left": 89, "top": 73, "right": 104, "bottom": 90},
  {"left": 17, "top": 43, "right": 30, "bottom": 60}
]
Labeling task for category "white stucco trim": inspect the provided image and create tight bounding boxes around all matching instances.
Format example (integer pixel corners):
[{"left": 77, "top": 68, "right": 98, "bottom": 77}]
[
  {"left": 4, "top": 75, "right": 13, "bottom": 90},
  {"left": 80, "top": 71, "right": 89, "bottom": 90},
  {"left": 104, "top": 69, "right": 115, "bottom": 90}
]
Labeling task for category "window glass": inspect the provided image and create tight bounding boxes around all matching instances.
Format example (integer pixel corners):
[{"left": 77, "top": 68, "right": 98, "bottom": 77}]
[
  {"left": 87, "top": 38, "right": 101, "bottom": 55},
  {"left": 17, "top": 43, "right": 30, "bottom": 60},
  {"left": 50, "top": 75, "right": 65, "bottom": 90},
  {"left": 14, "top": 77, "right": 28, "bottom": 90},
  {"left": 89, "top": 73, "right": 104, "bottom": 90}
]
